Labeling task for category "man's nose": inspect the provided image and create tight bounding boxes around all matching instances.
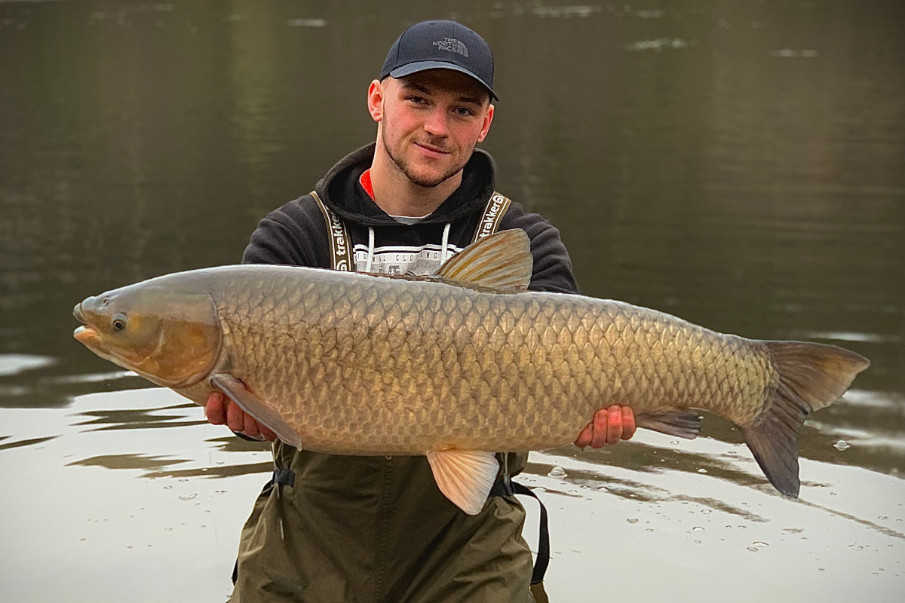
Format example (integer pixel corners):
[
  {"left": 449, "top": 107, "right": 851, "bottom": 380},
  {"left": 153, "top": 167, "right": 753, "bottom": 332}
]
[{"left": 423, "top": 108, "right": 450, "bottom": 137}]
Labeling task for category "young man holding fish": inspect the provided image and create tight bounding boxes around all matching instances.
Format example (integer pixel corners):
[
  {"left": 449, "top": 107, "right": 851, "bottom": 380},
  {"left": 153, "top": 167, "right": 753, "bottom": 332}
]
[{"left": 207, "top": 20, "right": 636, "bottom": 602}]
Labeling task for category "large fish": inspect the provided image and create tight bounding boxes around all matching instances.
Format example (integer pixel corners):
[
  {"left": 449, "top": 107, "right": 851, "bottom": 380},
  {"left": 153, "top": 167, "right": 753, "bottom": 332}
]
[{"left": 73, "top": 230, "right": 869, "bottom": 514}]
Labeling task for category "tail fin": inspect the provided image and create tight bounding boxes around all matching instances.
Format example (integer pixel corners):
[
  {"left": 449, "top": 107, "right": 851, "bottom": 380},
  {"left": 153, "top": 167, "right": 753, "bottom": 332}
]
[{"left": 739, "top": 341, "right": 870, "bottom": 498}]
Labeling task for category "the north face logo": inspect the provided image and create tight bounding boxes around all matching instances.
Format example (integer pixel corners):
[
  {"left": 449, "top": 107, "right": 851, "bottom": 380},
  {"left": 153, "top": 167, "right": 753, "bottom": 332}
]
[{"left": 433, "top": 37, "right": 468, "bottom": 57}]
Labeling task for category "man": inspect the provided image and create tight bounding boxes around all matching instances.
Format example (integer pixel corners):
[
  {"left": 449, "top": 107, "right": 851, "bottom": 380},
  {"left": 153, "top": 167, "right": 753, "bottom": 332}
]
[{"left": 206, "top": 20, "right": 636, "bottom": 602}]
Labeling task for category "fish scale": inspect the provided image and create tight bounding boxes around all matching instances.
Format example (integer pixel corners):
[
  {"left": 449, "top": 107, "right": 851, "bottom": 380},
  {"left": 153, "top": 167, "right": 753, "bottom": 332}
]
[
  {"left": 73, "top": 229, "right": 869, "bottom": 512},
  {"left": 213, "top": 271, "right": 760, "bottom": 454}
]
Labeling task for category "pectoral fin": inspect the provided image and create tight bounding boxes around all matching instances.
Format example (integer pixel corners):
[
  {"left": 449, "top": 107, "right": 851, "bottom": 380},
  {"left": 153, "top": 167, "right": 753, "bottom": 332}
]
[
  {"left": 210, "top": 373, "right": 302, "bottom": 449},
  {"left": 426, "top": 450, "right": 500, "bottom": 515}
]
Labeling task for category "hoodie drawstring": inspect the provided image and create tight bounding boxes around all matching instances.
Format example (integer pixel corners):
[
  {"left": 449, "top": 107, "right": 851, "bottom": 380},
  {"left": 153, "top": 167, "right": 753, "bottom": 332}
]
[
  {"left": 440, "top": 223, "right": 451, "bottom": 265},
  {"left": 365, "top": 227, "right": 375, "bottom": 273}
]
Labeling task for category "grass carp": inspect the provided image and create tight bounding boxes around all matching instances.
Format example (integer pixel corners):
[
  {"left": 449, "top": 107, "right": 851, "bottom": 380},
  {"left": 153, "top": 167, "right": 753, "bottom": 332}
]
[{"left": 73, "top": 230, "right": 869, "bottom": 514}]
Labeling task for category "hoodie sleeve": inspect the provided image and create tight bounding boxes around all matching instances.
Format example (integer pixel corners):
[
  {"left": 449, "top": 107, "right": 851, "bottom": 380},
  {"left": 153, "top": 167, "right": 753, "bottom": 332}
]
[
  {"left": 241, "top": 195, "right": 332, "bottom": 268},
  {"left": 500, "top": 203, "right": 580, "bottom": 294}
]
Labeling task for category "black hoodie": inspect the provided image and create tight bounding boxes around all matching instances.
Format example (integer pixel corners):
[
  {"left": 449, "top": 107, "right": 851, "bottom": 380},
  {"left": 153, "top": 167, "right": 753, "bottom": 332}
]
[{"left": 242, "top": 143, "right": 578, "bottom": 294}]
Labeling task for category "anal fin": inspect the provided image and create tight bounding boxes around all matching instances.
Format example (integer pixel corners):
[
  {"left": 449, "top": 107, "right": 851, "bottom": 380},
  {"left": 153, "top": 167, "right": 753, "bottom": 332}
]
[{"left": 636, "top": 409, "right": 702, "bottom": 440}]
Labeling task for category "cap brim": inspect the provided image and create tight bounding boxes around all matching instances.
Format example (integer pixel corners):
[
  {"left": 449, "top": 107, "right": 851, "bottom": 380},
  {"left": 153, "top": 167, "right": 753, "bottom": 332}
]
[{"left": 389, "top": 61, "right": 498, "bottom": 101}]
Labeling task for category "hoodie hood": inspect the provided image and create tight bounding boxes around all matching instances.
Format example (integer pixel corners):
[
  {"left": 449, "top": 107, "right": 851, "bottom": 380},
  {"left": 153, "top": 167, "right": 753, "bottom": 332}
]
[{"left": 315, "top": 143, "right": 497, "bottom": 227}]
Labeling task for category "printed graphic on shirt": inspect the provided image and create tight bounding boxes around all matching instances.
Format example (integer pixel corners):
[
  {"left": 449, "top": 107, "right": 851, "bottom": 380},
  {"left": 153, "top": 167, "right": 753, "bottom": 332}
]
[{"left": 353, "top": 244, "right": 464, "bottom": 276}]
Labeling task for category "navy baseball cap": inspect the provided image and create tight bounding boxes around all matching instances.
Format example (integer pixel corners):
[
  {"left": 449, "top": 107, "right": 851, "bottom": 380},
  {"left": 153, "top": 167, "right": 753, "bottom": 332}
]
[{"left": 380, "top": 20, "right": 498, "bottom": 101}]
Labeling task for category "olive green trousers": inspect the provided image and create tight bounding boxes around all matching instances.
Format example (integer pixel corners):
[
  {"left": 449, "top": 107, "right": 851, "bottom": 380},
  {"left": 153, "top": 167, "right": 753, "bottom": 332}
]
[{"left": 229, "top": 451, "right": 546, "bottom": 603}]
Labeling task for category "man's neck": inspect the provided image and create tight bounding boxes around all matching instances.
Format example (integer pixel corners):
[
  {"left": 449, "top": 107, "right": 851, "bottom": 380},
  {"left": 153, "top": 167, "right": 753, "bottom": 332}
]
[{"left": 369, "top": 147, "right": 462, "bottom": 218}]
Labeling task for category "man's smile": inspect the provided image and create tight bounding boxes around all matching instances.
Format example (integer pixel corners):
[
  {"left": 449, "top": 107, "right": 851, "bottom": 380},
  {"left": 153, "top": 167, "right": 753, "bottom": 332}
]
[{"left": 414, "top": 141, "right": 451, "bottom": 158}]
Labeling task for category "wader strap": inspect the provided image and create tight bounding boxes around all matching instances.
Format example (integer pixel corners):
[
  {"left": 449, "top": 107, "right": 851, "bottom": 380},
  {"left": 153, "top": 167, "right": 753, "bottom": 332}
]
[
  {"left": 272, "top": 467, "right": 295, "bottom": 487},
  {"left": 471, "top": 192, "right": 512, "bottom": 243},
  {"left": 489, "top": 478, "right": 550, "bottom": 586},
  {"left": 233, "top": 468, "right": 296, "bottom": 585},
  {"left": 311, "top": 191, "right": 353, "bottom": 271}
]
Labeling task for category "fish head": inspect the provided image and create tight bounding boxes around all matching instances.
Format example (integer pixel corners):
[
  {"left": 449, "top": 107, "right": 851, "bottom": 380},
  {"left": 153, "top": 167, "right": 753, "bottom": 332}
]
[{"left": 73, "top": 283, "right": 222, "bottom": 388}]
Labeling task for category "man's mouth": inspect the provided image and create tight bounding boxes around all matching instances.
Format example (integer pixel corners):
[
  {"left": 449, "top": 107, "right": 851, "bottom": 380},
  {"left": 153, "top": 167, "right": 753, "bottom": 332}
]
[{"left": 415, "top": 142, "right": 450, "bottom": 157}]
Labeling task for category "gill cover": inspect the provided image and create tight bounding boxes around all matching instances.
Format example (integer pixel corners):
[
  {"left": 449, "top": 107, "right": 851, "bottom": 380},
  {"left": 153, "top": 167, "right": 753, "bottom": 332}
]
[{"left": 74, "top": 284, "right": 222, "bottom": 388}]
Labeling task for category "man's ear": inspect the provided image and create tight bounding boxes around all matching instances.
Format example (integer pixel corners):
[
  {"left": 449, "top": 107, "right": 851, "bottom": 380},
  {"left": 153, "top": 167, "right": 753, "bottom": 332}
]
[
  {"left": 477, "top": 103, "right": 494, "bottom": 143},
  {"left": 367, "top": 80, "right": 384, "bottom": 122}
]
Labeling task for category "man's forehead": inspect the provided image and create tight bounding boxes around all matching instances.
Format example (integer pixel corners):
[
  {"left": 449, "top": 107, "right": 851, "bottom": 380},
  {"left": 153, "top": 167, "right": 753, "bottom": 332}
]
[{"left": 395, "top": 70, "right": 490, "bottom": 103}]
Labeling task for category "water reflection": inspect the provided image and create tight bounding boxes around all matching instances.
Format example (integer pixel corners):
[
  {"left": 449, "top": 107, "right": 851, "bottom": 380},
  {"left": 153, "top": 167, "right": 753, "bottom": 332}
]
[{"left": 0, "top": 434, "right": 57, "bottom": 452}]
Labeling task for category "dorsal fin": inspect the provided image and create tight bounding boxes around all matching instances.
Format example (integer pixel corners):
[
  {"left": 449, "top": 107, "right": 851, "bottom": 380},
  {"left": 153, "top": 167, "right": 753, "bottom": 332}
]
[{"left": 436, "top": 229, "right": 532, "bottom": 292}]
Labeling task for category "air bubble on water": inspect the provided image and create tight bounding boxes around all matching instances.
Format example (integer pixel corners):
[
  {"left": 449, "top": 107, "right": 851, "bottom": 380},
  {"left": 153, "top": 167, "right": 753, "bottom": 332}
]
[
  {"left": 547, "top": 466, "right": 567, "bottom": 478},
  {"left": 697, "top": 468, "right": 708, "bottom": 474},
  {"left": 692, "top": 526, "right": 705, "bottom": 532},
  {"left": 747, "top": 541, "right": 769, "bottom": 552},
  {"left": 626, "top": 518, "right": 639, "bottom": 524},
  {"left": 834, "top": 440, "right": 850, "bottom": 451},
  {"left": 178, "top": 493, "right": 197, "bottom": 501}
]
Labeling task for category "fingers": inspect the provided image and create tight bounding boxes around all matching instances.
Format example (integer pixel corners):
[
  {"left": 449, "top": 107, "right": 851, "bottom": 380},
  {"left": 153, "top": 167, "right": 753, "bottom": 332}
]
[
  {"left": 621, "top": 405, "right": 637, "bottom": 440},
  {"left": 606, "top": 405, "right": 622, "bottom": 444},
  {"left": 205, "top": 391, "right": 227, "bottom": 425},
  {"left": 573, "top": 421, "right": 594, "bottom": 449},
  {"left": 575, "top": 405, "right": 638, "bottom": 449},
  {"left": 205, "top": 391, "right": 276, "bottom": 442},
  {"left": 226, "top": 398, "right": 247, "bottom": 433},
  {"left": 258, "top": 424, "right": 277, "bottom": 441}
]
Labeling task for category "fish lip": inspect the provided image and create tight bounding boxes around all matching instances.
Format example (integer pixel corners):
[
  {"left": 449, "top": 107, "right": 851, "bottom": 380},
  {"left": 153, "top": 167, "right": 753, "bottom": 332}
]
[
  {"left": 73, "top": 302, "right": 86, "bottom": 324},
  {"left": 73, "top": 301, "right": 98, "bottom": 343},
  {"left": 73, "top": 324, "right": 97, "bottom": 343}
]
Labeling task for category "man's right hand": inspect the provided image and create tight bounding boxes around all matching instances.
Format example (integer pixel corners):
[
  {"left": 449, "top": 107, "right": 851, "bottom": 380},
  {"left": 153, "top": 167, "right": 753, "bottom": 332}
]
[{"left": 205, "top": 391, "right": 277, "bottom": 442}]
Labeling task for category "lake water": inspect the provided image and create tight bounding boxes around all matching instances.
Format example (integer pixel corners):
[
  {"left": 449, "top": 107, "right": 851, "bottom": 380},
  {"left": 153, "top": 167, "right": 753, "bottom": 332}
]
[{"left": 1, "top": 1, "right": 903, "bottom": 601}]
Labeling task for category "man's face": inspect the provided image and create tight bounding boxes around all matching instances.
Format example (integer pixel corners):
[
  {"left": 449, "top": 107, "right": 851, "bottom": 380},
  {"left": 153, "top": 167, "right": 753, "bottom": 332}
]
[{"left": 369, "top": 70, "right": 494, "bottom": 189}]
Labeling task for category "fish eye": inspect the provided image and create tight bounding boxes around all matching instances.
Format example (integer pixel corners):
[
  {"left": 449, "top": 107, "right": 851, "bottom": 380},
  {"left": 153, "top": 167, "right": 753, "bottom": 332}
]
[{"left": 112, "top": 314, "right": 127, "bottom": 332}]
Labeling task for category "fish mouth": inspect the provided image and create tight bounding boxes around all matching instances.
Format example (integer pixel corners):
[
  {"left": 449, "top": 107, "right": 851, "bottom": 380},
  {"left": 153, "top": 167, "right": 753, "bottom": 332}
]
[
  {"left": 73, "top": 302, "right": 86, "bottom": 323},
  {"left": 73, "top": 302, "right": 98, "bottom": 345}
]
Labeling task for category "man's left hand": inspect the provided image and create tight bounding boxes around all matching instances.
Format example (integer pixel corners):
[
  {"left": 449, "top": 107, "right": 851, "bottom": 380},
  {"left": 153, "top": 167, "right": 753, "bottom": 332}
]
[{"left": 574, "top": 405, "right": 636, "bottom": 449}]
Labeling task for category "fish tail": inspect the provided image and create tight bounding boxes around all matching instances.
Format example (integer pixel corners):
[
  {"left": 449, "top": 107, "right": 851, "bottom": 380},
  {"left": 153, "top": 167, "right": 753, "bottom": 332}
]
[{"left": 739, "top": 341, "right": 870, "bottom": 498}]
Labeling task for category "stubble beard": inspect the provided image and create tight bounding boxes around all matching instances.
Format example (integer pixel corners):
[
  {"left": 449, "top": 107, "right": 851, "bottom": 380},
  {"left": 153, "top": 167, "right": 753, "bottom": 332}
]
[{"left": 381, "top": 127, "right": 469, "bottom": 189}]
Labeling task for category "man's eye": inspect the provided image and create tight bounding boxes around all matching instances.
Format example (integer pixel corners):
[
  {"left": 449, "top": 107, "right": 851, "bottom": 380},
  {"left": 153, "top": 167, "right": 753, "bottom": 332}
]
[{"left": 454, "top": 107, "right": 475, "bottom": 117}]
